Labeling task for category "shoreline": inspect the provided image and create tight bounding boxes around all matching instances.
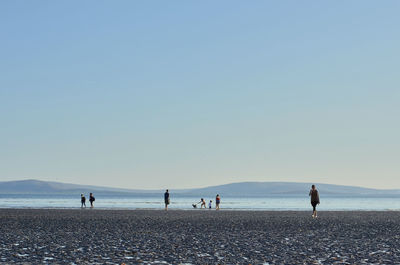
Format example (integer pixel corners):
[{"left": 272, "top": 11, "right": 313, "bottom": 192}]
[{"left": 0, "top": 207, "right": 400, "bottom": 212}]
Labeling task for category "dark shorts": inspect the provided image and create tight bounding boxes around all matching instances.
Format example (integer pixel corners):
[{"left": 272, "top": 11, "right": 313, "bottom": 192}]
[
  {"left": 165, "top": 199, "right": 170, "bottom": 205},
  {"left": 311, "top": 201, "right": 318, "bottom": 210}
]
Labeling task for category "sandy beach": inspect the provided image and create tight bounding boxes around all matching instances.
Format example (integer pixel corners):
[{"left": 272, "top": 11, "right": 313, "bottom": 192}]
[{"left": 0, "top": 209, "right": 399, "bottom": 264}]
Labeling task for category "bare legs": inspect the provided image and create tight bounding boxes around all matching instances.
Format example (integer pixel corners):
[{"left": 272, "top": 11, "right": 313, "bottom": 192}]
[{"left": 312, "top": 204, "right": 317, "bottom": 218}]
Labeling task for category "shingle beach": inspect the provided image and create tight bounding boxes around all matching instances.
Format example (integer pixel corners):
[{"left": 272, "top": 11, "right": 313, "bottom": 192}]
[{"left": 1, "top": 209, "right": 400, "bottom": 264}]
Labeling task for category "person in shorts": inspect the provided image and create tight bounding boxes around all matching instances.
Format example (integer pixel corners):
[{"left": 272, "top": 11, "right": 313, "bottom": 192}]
[
  {"left": 215, "top": 194, "right": 220, "bottom": 210},
  {"left": 309, "top": 185, "right": 320, "bottom": 218},
  {"left": 199, "top": 198, "right": 206, "bottom": 208}
]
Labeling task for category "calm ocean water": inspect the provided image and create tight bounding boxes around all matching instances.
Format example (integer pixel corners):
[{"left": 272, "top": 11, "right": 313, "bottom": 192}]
[{"left": 0, "top": 194, "right": 399, "bottom": 210}]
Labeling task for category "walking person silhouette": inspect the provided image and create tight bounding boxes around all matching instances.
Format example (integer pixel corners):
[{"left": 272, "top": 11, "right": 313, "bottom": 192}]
[{"left": 309, "top": 185, "right": 320, "bottom": 218}]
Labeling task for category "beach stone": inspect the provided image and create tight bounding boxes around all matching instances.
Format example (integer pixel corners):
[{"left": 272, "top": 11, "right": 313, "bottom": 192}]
[{"left": 1, "top": 209, "right": 400, "bottom": 264}]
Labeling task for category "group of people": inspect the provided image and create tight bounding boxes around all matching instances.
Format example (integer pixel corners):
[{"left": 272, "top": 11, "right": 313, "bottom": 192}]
[
  {"left": 164, "top": 189, "right": 221, "bottom": 210},
  {"left": 195, "top": 195, "right": 221, "bottom": 209},
  {"left": 165, "top": 185, "right": 320, "bottom": 218},
  {"left": 80, "top": 193, "right": 95, "bottom": 208},
  {"left": 79, "top": 185, "right": 320, "bottom": 217}
]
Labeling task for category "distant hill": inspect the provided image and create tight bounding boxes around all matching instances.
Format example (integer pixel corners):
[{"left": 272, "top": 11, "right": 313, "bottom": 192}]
[
  {"left": 0, "top": 179, "right": 161, "bottom": 195},
  {"left": 184, "top": 182, "right": 400, "bottom": 197},
  {"left": 0, "top": 179, "right": 399, "bottom": 197}
]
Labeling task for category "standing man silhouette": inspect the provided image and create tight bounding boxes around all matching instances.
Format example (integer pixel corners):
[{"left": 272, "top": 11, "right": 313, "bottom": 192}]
[
  {"left": 89, "top": 193, "right": 95, "bottom": 208},
  {"left": 81, "top": 194, "right": 86, "bottom": 208},
  {"left": 164, "top": 189, "right": 170, "bottom": 210}
]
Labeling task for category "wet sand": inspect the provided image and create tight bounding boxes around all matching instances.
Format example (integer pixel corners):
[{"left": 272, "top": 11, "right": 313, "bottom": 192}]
[{"left": 0, "top": 209, "right": 399, "bottom": 264}]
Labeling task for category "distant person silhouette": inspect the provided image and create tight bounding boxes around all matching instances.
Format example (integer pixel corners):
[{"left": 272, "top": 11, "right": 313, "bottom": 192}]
[
  {"left": 81, "top": 194, "right": 86, "bottom": 208},
  {"left": 309, "top": 185, "right": 320, "bottom": 218},
  {"left": 89, "top": 193, "right": 95, "bottom": 208},
  {"left": 199, "top": 198, "right": 206, "bottom": 208},
  {"left": 208, "top": 200, "right": 212, "bottom": 209},
  {"left": 216, "top": 194, "right": 221, "bottom": 210},
  {"left": 164, "top": 189, "right": 170, "bottom": 210}
]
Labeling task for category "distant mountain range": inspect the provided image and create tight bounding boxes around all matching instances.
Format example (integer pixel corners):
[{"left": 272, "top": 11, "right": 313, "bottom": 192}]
[
  {"left": 0, "top": 179, "right": 400, "bottom": 197},
  {"left": 0, "top": 179, "right": 159, "bottom": 195}
]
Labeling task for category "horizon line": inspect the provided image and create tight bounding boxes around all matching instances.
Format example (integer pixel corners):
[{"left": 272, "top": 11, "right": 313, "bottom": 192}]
[{"left": 0, "top": 178, "right": 397, "bottom": 192}]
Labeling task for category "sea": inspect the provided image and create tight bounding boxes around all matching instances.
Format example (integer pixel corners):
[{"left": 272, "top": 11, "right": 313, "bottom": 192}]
[{"left": 0, "top": 194, "right": 399, "bottom": 211}]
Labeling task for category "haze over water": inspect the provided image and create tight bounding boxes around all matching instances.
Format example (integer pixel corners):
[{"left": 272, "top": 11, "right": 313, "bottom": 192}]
[{"left": 1, "top": 194, "right": 399, "bottom": 211}]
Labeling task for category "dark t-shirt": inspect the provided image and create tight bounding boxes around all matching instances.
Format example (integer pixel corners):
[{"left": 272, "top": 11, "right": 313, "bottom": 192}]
[
  {"left": 310, "top": 190, "right": 320, "bottom": 203},
  {"left": 164, "top": 192, "right": 169, "bottom": 200}
]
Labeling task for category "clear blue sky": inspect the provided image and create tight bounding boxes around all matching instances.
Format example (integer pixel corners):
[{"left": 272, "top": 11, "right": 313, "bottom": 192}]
[{"left": 1, "top": 1, "right": 399, "bottom": 189}]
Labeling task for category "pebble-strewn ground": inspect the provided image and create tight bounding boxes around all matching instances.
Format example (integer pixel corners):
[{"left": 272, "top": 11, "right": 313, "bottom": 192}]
[{"left": 0, "top": 209, "right": 400, "bottom": 264}]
